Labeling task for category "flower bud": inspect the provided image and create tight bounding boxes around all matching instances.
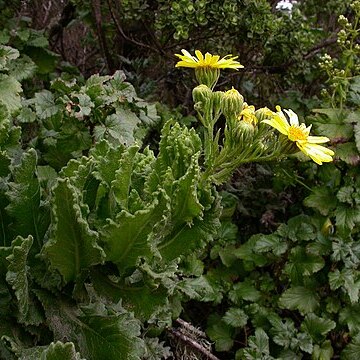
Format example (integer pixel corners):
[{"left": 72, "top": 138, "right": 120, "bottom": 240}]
[
  {"left": 255, "top": 107, "right": 274, "bottom": 122},
  {"left": 239, "top": 103, "right": 257, "bottom": 126},
  {"left": 221, "top": 87, "right": 244, "bottom": 119},
  {"left": 195, "top": 67, "right": 220, "bottom": 89},
  {"left": 237, "top": 119, "right": 255, "bottom": 138},
  {"left": 192, "top": 84, "right": 212, "bottom": 104},
  {"left": 211, "top": 90, "right": 224, "bottom": 114}
]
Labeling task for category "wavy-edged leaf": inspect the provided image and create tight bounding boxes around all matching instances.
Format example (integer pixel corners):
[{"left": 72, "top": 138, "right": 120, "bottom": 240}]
[
  {"left": 6, "top": 149, "right": 48, "bottom": 248},
  {"left": 42, "top": 179, "right": 105, "bottom": 283},
  {"left": 342, "top": 333, "right": 360, "bottom": 360},
  {"left": 300, "top": 313, "right": 336, "bottom": 343},
  {"left": 112, "top": 145, "right": 139, "bottom": 210},
  {"left": 91, "top": 270, "right": 168, "bottom": 321},
  {"left": 6, "top": 235, "right": 32, "bottom": 319},
  {"left": 303, "top": 186, "right": 337, "bottom": 216},
  {"left": 35, "top": 290, "right": 144, "bottom": 360},
  {"left": 0, "top": 74, "right": 22, "bottom": 114},
  {"left": 101, "top": 193, "right": 166, "bottom": 273}
]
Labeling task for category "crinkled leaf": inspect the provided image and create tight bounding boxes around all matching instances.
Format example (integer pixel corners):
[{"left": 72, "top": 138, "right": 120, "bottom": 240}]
[
  {"left": 8, "top": 55, "right": 37, "bottom": 81},
  {"left": 335, "top": 143, "right": 360, "bottom": 166},
  {"left": 42, "top": 179, "right": 105, "bottom": 283},
  {"left": 101, "top": 194, "right": 166, "bottom": 274},
  {"left": 112, "top": 145, "right": 140, "bottom": 210},
  {"left": 5, "top": 235, "right": 33, "bottom": 322},
  {"left": 335, "top": 205, "right": 360, "bottom": 230},
  {"left": 143, "top": 337, "right": 172, "bottom": 360},
  {"left": 6, "top": 149, "right": 48, "bottom": 248},
  {"left": 91, "top": 270, "right": 168, "bottom": 321},
  {"left": 35, "top": 290, "right": 144, "bottom": 360}
]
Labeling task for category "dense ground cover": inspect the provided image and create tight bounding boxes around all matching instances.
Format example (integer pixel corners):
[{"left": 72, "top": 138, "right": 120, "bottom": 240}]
[{"left": 0, "top": 0, "right": 359, "bottom": 359}]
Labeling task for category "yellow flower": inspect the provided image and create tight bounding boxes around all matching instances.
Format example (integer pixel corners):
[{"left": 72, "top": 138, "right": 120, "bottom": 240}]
[
  {"left": 239, "top": 103, "right": 257, "bottom": 126},
  {"left": 175, "top": 49, "right": 243, "bottom": 70},
  {"left": 262, "top": 106, "right": 334, "bottom": 165}
]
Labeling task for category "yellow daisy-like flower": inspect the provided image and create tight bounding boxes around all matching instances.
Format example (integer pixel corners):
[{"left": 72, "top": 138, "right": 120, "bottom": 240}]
[
  {"left": 175, "top": 49, "right": 243, "bottom": 88},
  {"left": 262, "top": 106, "right": 334, "bottom": 165},
  {"left": 175, "top": 49, "right": 243, "bottom": 70},
  {"left": 239, "top": 103, "right": 257, "bottom": 126}
]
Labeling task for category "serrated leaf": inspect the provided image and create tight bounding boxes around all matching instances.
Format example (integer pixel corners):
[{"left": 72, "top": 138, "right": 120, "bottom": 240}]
[
  {"left": 329, "top": 269, "right": 360, "bottom": 303},
  {"left": 8, "top": 55, "right": 37, "bottom": 81},
  {"left": 342, "top": 333, "right": 360, "bottom": 360},
  {"left": 112, "top": 145, "right": 139, "bottom": 210},
  {"left": 34, "top": 90, "right": 61, "bottom": 119},
  {"left": 143, "top": 337, "right": 172, "bottom": 360},
  {"left": 223, "top": 308, "right": 248, "bottom": 328},
  {"left": 35, "top": 290, "right": 144, "bottom": 360},
  {"left": 340, "top": 304, "right": 360, "bottom": 334},
  {"left": 311, "top": 108, "right": 353, "bottom": 140},
  {"left": 335, "top": 143, "right": 360, "bottom": 166},
  {"left": 284, "top": 246, "right": 325, "bottom": 284},
  {"left": 0, "top": 45, "right": 19, "bottom": 69},
  {"left": 253, "top": 234, "right": 288, "bottom": 256},
  {"left": 304, "top": 187, "right": 337, "bottom": 216},
  {"left": 287, "top": 215, "right": 315, "bottom": 242},
  {"left": 241, "top": 328, "right": 273, "bottom": 359},
  {"left": 42, "top": 179, "right": 105, "bottom": 283},
  {"left": 301, "top": 314, "right": 336, "bottom": 343},
  {"left": 0, "top": 74, "right": 22, "bottom": 114},
  {"left": 206, "top": 314, "right": 234, "bottom": 352},
  {"left": 229, "top": 280, "right": 261, "bottom": 304},
  {"left": 5, "top": 235, "right": 33, "bottom": 321},
  {"left": 335, "top": 204, "right": 360, "bottom": 230},
  {"left": 312, "top": 340, "right": 334, "bottom": 360},
  {"left": 279, "top": 286, "right": 319, "bottom": 315}
]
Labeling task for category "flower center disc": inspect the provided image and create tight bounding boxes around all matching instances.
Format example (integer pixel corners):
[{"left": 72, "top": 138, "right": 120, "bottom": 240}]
[{"left": 288, "top": 126, "right": 307, "bottom": 141}]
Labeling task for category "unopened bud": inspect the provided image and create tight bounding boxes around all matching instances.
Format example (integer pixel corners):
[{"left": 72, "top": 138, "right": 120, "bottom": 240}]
[
  {"left": 221, "top": 87, "right": 244, "bottom": 119},
  {"left": 255, "top": 107, "right": 274, "bottom": 122},
  {"left": 211, "top": 90, "right": 224, "bottom": 114},
  {"left": 192, "top": 84, "right": 212, "bottom": 104}
]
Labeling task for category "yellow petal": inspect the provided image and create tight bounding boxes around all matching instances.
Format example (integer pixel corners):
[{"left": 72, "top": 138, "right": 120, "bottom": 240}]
[
  {"left": 262, "top": 115, "right": 290, "bottom": 136},
  {"left": 297, "top": 142, "right": 334, "bottom": 165}
]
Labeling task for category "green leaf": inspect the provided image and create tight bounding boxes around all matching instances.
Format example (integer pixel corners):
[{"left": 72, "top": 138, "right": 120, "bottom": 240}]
[
  {"left": 335, "top": 143, "right": 360, "bottom": 166},
  {"left": 101, "top": 194, "right": 166, "bottom": 273},
  {"left": 0, "top": 74, "right": 22, "bottom": 114},
  {"left": 342, "top": 333, "right": 360, "bottom": 360},
  {"left": 112, "top": 145, "right": 140, "bottom": 210},
  {"left": 329, "top": 269, "right": 360, "bottom": 303},
  {"left": 143, "top": 338, "right": 172, "bottom": 360},
  {"left": 311, "top": 108, "right": 353, "bottom": 140},
  {"left": 0, "top": 45, "right": 19, "bottom": 69},
  {"left": 335, "top": 205, "right": 360, "bottom": 230},
  {"left": 5, "top": 235, "right": 33, "bottom": 322},
  {"left": 229, "top": 279, "right": 262, "bottom": 304},
  {"left": 253, "top": 234, "right": 288, "bottom": 256},
  {"left": 35, "top": 290, "right": 144, "bottom": 360},
  {"left": 304, "top": 187, "right": 337, "bottom": 216},
  {"left": 8, "top": 55, "right": 37, "bottom": 82},
  {"left": 90, "top": 270, "right": 168, "bottom": 321},
  {"left": 284, "top": 246, "right": 325, "bottom": 284},
  {"left": 6, "top": 149, "right": 48, "bottom": 248},
  {"left": 301, "top": 314, "right": 336, "bottom": 343},
  {"left": 42, "top": 179, "right": 105, "bottom": 283},
  {"left": 34, "top": 90, "right": 61, "bottom": 119},
  {"left": 279, "top": 286, "right": 319, "bottom": 315},
  {"left": 339, "top": 304, "right": 360, "bottom": 334},
  {"left": 240, "top": 328, "right": 274, "bottom": 360},
  {"left": 39, "top": 342, "right": 84, "bottom": 360},
  {"left": 206, "top": 314, "right": 234, "bottom": 352},
  {"left": 223, "top": 308, "right": 248, "bottom": 328},
  {"left": 312, "top": 340, "right": 334, "bottom": 360}
]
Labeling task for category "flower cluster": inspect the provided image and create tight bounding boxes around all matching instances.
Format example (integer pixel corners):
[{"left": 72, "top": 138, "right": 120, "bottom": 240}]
[{"left": 175, "top": 49, "right": 334, "bottom": 166}]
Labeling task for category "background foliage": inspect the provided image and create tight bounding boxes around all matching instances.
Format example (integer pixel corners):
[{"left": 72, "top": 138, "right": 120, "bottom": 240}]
[{"left": 0, "top": 0, "right": 359, "bottom": 359}]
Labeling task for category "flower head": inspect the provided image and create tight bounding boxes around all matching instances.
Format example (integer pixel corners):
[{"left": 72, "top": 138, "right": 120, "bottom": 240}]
[
  {"left": 239, "top": 103, "right": 257, "bottom": 126},
  {"left": 175, "top": 49, "right": 243, "bottom": 88},
  {"left": 175, "top": 49, "right": 243, "bottom": 70},
  {"left": 262, "top": 106, "right": 334, "bottom": 165}
]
